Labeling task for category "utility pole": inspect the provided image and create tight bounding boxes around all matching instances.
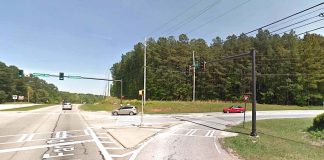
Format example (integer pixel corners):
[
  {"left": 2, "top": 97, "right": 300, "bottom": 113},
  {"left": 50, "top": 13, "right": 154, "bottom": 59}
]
[
  {"left": 192, "top": 51, "right": 196, "bottom": 102},
  {"left": 107, "top": 67, "right": 110, "bottom": 97},
  {"left": 142, "top": 37, "right": 147, "bottom": 126},
  {"left": 120, "top": 79, "right": 123, "bottom": 105},
  {"left": 250, "top": 49, "right": 257, "bottom": 137}
]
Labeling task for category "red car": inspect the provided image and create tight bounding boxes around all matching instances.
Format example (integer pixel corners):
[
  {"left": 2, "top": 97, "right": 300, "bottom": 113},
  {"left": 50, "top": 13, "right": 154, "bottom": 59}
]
[{"left": 223, "top": 105, "right": 245, "bottom": 113}]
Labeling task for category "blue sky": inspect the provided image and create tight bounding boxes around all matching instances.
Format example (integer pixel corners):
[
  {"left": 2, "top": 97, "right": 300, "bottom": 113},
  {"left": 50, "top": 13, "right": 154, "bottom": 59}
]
[{"left": 0, "top": 0, "right": 323, "bottom": 95}]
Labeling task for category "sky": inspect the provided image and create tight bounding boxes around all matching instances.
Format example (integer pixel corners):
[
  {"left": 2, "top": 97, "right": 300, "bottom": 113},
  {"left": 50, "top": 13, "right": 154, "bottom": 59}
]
[{"left": 0, "top": 0, "right": 323, "bottom": 95}]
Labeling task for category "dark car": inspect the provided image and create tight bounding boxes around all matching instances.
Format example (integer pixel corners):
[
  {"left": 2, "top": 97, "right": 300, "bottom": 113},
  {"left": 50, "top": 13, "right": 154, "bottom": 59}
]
[{"left": 223, "top": 105, "right": 245, "bottom": 113}]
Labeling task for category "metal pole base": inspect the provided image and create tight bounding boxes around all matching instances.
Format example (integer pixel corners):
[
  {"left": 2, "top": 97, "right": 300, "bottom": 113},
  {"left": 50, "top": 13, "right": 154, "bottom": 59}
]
[{"left": 250, "top": 132, "right": 257, "bottom": 137}]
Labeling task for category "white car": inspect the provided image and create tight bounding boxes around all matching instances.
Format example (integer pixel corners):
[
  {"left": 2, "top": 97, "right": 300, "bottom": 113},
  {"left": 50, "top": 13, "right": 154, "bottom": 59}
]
[{"left": 62, "top": 102, "right": 72, "bottom": 110}]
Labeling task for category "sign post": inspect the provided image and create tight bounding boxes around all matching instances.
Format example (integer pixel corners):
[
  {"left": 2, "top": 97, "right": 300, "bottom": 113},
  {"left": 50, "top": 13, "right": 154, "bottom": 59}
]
[
  {"left": 12, "top": 95, "right": 18, "bottom": 102},
  {"left": 139, "top": 90, "right": 144, "bottom": 126},
  {"left": 243, "top": 94, "right": 250, "bottom": 128}
]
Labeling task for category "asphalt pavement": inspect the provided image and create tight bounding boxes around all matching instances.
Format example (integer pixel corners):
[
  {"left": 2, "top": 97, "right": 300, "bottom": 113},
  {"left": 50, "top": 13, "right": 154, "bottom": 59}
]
[{"left": 0, "top": 104, "right": 323, "bottom": 160}]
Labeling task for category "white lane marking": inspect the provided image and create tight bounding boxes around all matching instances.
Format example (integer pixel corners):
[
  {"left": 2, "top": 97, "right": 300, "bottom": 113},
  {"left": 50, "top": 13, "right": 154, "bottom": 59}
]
[
  {"left": 104, "top": 147, "right": 125, "bottom": 150},
  {"left": 110, "top": 151, "right": 135, "bottom": 158},
  {"left": 55, "top": 132, "right": 61, "bottom": 139},
  {"left": 101, "top": 141, "right": 114, "bottom": 144},
  {"left": 205, "top": 130, "right": 212, "bottom": 137},
  {"left": 43, "top": 153, "right": 74, "bottom": 159},
  {"left": 97, "top": 137, "right": 110, "bottom": 139},
  {"left": 189, "top": 129, "right": 197, "bottom": 136},
  {"left": 26, "top": 134, "right": 35, "bottom": 141},
  {"left": 171, "top": 133, "right": 214, "bottom": 138},
  {"left": 0, "top": 139, "right": 94, "bottom": 153},
  {"left": 17, "top": 134, "right": 28, "bottom": 142},
  {"left": 129, "top": 137, "right": 155, "bottom": 160},
  {"left": 62, "top": 131, "right": 67, "bottom": 139},
  {"left": 0, "top": 135, "right": 89, "bottom": 145},
  {"left": 213, "top": 138, "right": 221, "bottom": 154},
  {"left": 84, "top": 129, "right": 89, "bottom": 135},
  {"left": 185, "top": 129, "right": 195, "bottom": 136},
  {"left": 87, "top": 127, "right": 113, "bottom": 160},
  {"left": 209, "top": 130, "right": 216, "bottom": 137}
]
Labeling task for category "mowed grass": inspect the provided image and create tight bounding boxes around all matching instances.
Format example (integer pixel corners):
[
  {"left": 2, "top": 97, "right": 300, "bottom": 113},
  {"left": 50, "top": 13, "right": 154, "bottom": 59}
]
[
  {"left": 1, "top": 104, "right": 53, "bottom": 111},
  {"left": 80, "top": 97, "right": 324, "bottom": 113},
  {"left": 222, "top": 118, "right": 324, "bottom": 160}
]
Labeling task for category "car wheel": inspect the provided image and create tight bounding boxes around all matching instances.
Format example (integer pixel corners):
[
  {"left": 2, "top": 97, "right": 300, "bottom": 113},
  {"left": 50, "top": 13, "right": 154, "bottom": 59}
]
[
  {"left": 113, "top": 112, "right": 118, "bottom": 116},
  {"left": 227, "top": 110, "right": 229, "bottom": 113},
  {"left": 129, "top": 112, "right": 134, "bottom": 116}
]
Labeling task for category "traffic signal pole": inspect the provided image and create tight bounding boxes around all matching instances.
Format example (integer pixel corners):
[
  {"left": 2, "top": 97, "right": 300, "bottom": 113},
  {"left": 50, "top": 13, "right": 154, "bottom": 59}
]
[
  {"left": 192, "top": 51, "right": 196, "bottom": 102},
  {"left": 205, "top": 49, "right": 257, "bottom": 137},
  {"left": 251, "top": 49, "right": 257, "bottom": 136}
]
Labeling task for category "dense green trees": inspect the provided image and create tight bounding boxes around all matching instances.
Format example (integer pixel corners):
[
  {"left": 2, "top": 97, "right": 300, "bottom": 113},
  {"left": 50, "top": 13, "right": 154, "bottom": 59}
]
[
  {"left": 0, "top": 61, "right": 101, "bottom": 104},
  {"left": 111, "top": 31, "right": 324, "bottom": 105}
]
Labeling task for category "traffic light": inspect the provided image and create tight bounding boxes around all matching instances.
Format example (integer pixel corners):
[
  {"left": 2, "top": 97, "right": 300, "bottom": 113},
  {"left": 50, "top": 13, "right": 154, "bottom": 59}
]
[
  {"left": 18, "top": 70, "right": 24, "bottom": 78},
  {"left": 200, "top": 61, "right": 206, "bottom": 72},
  {"left": 59, "top": 72, "right": 64, "bottom": 80},
  {"left": 185, "top": 66, "right": 190, "bottom": 75}
]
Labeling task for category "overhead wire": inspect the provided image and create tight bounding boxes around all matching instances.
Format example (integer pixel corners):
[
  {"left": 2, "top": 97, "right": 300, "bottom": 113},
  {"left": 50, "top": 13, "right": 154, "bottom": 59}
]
[
  {"left": 266, "top": 7, "right": 324, "bottom": 30},
  {"left": 147, "top": 0, "right": 203, "bottom": 38},
  {"left": 244, "top": 2, "right": 324, "bottom": 35},
  {"left": 270, "top": 14, "right": 321, "bottom": 34},
  {"left": 186, "top": 0, "right": 251, "bottom": 34},
  {"left": 160, "top": 0, "right": 222, "bottom": 37},
  {"left": 278, "top": 17, "right": 324, "bottom": 35},
  {"left": 297, "top": 26, "right": 324, "bottom": 35}
]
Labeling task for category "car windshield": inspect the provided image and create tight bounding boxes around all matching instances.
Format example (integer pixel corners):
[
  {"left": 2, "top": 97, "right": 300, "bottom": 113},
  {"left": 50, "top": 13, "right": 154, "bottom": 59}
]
[{"left": 1, "top": 1, "right": 322, "bottom": 160}]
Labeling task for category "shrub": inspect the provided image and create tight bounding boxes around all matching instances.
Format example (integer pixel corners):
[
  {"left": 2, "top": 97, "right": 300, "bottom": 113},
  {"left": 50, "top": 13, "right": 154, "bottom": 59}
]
[{"left": 313, "top": 112, "right": 324, "bottom": 130}]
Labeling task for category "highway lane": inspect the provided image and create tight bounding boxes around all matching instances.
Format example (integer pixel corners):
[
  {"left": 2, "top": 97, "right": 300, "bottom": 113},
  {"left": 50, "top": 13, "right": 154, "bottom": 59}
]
[{"left": 0, "top": 105, "right": 109, "bottom": 160}]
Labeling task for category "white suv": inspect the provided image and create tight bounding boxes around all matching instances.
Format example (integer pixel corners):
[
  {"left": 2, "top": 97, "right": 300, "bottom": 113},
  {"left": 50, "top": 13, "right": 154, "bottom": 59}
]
[
  {"left": 112, "top": 106, "right": 138, "bottom": 115},
  {"left": 62, "top": 102, "right": 72, "bottom": 110}
]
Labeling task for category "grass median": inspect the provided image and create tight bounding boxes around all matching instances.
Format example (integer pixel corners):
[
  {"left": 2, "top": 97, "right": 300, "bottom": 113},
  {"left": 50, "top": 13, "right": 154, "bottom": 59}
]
[
  {"left": 221, "top": 118, "right": 324, "bottom": 160},
  {"left": 80, "top": 97, "right": 324, "bottom": 113},
  {"left": 1, "top": 104, "right": 54, "bottom": 111}
]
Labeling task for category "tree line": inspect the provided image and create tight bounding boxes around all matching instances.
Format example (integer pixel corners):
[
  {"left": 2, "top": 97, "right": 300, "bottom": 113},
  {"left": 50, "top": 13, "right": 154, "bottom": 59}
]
[
  {"left": 0, "top": 61, "right": 101, "bottom": 104},
  {"left": 111, "top": 30, "right": 324, "bottom": 106}
]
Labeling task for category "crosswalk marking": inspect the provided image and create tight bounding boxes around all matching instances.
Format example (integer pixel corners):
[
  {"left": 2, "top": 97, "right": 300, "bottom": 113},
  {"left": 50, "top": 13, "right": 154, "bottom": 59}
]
[{"left": 17, "top": 134, "right": 28, "bottom": 142}]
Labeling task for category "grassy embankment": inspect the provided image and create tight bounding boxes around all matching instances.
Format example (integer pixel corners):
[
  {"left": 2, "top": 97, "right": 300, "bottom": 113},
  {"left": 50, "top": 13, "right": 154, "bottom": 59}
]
[
  {"left": 1, "top": 104, "right": 54, "bottom": 111},
  {"left": 221, "top": 118, "right": 324, "bottom": 160},
  {"left": 80, "top": 97, "right": 324, "bottom": 113}
]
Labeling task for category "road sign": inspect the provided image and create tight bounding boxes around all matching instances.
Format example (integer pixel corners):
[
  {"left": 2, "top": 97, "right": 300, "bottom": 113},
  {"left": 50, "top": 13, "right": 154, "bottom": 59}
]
[
  {"left": 12, "top": 95, "right": 18, "bottom": 100},
  {"left": 67, "top": 75, "right": 82, "bottom": 79},
  {"left": 139, "top": 90, "right": 144, "bottom": 96},
  {"left": 32, "top": 73, "right": 50, "bottom": 77},
  {"left": 243, "top": 95, "right": 250, "bottom": 101}
]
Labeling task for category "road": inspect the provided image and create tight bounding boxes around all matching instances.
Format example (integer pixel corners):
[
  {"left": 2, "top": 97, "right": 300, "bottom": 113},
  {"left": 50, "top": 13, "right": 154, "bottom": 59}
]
[
  {"left": 0, "top": 105, "right": 115, "bottom": 160},
  {"left": 0, "top": 104, "right": 322, "bottom": 160}
]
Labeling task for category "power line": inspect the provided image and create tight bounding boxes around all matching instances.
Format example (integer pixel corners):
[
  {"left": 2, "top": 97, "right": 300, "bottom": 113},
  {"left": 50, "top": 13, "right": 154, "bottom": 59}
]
[
  {"left": 266, "top": 7, "right": 324, "bottom": 30},
  {"left": 186, "top": 0, "right": 251, "bottom": 34},
  {"left": 278, "top": 17, "right": 324, "bottom": 35},
  {"left": 245, "top": 2, "right": 324, "bottom": 35},
  {"left": 297, "top": 26, "right": 324, "bottom": 35},
  {"left": 147, "top": 0, "right": 203, "bottom": 38},
  {"left": 270, "top": 14, "right": 320, "bottom": 34},
  {"left": 160, "top": 0, "right": 222, "bottom": 37}
]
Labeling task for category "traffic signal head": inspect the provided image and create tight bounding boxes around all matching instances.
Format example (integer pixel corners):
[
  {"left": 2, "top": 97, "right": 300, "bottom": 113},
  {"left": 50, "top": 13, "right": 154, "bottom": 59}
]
[
  {"left": 18, "top": 70, "right": 24, "bottom": 78},
  {"left": 200, "top": 61, "right": 206, "bottom": 72},
  {"left": 186, "top": 66, "right": 190, "bottom": 75},
  {"left": 59, "top": 72, "right": 64, "bottom": 80}
]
